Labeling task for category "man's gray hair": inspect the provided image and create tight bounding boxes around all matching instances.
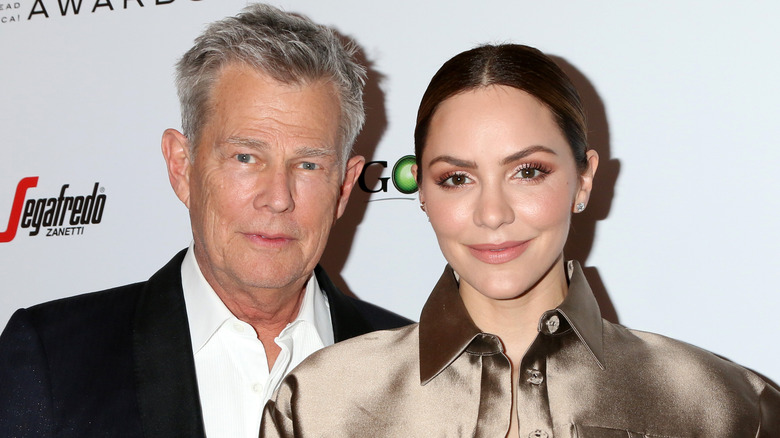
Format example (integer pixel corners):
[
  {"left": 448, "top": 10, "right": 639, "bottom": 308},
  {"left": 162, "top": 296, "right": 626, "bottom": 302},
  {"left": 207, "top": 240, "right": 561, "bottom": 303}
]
[{"left": 175, "top": 3, "right": 366, "bottom": 168}]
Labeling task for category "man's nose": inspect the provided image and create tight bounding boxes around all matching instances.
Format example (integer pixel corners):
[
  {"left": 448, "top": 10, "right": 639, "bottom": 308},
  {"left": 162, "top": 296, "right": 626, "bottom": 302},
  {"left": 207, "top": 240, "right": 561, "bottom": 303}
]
[{"left": 254, "top": 167, "right": 295, "bottom": 213}]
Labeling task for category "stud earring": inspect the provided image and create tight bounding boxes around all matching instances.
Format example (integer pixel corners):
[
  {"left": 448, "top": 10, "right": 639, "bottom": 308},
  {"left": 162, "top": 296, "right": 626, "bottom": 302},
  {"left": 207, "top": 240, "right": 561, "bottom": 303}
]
[
  {"left": 420, "top": 202, "right": 426, "bottom": 212},
  {"left": 575, "top": 202, "right": 586, "bottom": 213}
]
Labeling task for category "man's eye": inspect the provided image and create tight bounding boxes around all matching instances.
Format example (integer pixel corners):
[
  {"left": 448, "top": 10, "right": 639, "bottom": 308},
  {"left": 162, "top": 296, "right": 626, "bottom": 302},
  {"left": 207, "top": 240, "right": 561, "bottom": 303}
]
[
  {"left": 299, "top": 162, "right": 319, "bottom": 170},
  {"left": 236, "top": 154, "right": 255, "bottom": 163}
]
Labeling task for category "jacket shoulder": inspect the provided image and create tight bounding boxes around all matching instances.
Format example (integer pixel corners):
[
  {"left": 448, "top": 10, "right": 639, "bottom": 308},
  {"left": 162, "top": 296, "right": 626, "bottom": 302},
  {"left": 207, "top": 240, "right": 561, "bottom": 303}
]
[
  {"left": 606, "top": 321, "right": 775, "bottom": 400},
  {"left": 0, "top": 284, "right": 147, "bottom": 358},
  {"left": 313, "top": 265, "right": 413, "bottom": 341},
  {"left": 345, "top": 296, "right": 414, "bottom": 330},
  {"left": 24, "top": 282, "right": 144, "bottom": 324},
  {"left": 17, "top": 248, "right": 187, "bottom": 334}
]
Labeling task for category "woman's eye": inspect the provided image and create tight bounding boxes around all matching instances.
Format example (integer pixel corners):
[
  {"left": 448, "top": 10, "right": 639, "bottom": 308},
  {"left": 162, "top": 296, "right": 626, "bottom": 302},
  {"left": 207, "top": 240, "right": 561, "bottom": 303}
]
[
  {"left": 450, "top": 174, "right": 469, "bottom": 185},
  {"left": 299, "top": 162, "right": 319, "bottom": 170},
  {"left": 518, "top": 168, "right": 540, "bottom": 179},
  {"left": 438, "top": 173, "right": 472, "bottom": 187},
  {"left": 235, "top": 154, "right": 255, "bottom": 164},
  {"left": 514, "top": 164, "right": 550, "bottom": 181}
]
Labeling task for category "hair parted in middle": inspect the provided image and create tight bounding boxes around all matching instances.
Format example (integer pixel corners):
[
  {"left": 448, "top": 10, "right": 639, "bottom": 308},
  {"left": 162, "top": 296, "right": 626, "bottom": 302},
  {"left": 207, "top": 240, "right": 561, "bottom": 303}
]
[
  {"left": 414, "top": 44, "right": 589, "bottom": 183},
  {"left": 175, "top": 3, "right": 366, "bottom": 169}
]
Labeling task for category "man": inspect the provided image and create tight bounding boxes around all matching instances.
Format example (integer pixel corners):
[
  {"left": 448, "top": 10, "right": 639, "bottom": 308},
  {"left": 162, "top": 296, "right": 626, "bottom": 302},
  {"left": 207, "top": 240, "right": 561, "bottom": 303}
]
[{"left": 0, "top": 5, "right": 410, "bottom": 438}]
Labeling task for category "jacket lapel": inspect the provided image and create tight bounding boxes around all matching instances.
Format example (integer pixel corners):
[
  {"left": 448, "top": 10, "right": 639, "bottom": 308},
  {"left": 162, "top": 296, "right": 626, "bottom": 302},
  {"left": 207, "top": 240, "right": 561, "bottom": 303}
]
[
  {"left": 132, "top": 250, "right": 206, "bottom": 438},
  {"left": 314, "top": 265, "right": 374, "bottom": 342}
]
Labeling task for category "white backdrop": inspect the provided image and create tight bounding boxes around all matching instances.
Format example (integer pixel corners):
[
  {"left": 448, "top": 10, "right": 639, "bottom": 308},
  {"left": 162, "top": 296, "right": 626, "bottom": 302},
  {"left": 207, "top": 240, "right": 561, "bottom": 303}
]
[{"left": 1, "top": 1, "right": 778, "bottom": 384}]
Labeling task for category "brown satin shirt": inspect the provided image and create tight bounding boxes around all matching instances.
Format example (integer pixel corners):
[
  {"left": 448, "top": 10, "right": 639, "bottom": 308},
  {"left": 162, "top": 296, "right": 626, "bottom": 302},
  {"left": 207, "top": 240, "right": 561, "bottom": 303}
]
[{"left": 262, "top": 261, "right": 780, "bottom": 437}]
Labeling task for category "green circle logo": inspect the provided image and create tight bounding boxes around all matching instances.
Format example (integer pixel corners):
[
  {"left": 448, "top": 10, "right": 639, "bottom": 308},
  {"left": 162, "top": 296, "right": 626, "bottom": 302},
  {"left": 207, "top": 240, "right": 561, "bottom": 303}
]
[{"left": 391, "top": 155, "right": 418, "bottom": 194}]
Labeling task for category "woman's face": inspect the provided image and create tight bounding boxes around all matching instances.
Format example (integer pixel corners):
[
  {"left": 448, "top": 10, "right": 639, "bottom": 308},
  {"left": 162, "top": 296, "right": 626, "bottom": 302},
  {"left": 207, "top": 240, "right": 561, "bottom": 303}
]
[{"left": 415, "top": 85, "right": 597, "bottom": 301}]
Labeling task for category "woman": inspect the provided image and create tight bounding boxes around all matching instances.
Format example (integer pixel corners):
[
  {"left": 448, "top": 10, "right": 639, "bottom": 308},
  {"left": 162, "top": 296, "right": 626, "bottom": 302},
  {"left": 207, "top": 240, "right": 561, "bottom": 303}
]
[{"left": 261, "top": 44, "right": 779, "bottom": 437}]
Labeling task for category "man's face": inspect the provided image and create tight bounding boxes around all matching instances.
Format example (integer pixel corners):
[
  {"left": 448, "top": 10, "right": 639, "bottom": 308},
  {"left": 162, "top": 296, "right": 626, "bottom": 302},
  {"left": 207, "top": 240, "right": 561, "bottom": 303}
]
[{"left": 166, "top": 64, "right": 363, "bottom": 298}]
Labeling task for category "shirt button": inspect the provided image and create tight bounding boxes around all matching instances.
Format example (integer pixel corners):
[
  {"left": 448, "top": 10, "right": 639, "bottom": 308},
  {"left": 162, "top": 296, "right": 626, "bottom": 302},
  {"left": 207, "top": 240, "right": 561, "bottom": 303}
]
[
  {"left": 545, "top": 314, "right": 560, "bottom": 334},
  {"left": 526, "top": 369, "right": 544, "bottom": 385},
  {"left": 529, "top": 430, "right": 549, "bottom": 438},
  {"left": 232, "top": 322, "right": 245, "bottom": 333},
  {"left": 252, "top": 383, "right": 263, "bottom": 393}
]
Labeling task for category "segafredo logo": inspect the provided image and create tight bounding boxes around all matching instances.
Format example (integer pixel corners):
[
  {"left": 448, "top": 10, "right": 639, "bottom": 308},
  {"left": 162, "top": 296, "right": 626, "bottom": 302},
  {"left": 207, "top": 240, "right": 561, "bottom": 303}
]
[
  {"left": 0, "top": 177, "right": 107, "bottom": 242},
  {"left": 358, "top": 155, "right": 418, "bottom": 200}
]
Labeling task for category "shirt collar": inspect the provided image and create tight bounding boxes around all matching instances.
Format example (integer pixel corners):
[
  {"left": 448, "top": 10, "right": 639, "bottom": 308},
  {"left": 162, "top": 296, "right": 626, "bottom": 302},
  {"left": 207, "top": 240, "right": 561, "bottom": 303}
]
[
  {"left": 181, "top": 244, "right": 233, "bottom": 354},
  {"left": 284, "top": 268, "right": 334, "bottom": 346},
  {"left": 418, "top": 260, "right": 605, "bottom": 384},
  {"left": 556, "top": 260, "right": 605, "bottom": 369},
  {"left": 180, "top": 243, "right": 334, "bottom": 354}
]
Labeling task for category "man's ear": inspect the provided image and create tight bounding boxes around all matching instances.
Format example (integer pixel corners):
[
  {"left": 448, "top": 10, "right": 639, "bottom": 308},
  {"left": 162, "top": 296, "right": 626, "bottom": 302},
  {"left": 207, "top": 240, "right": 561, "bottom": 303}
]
[
  {"left": 574, "top": 149, "right": 599, "bottom": 211},
  {"left": 161, "top": 128, "right": 192, "bottom": 209},
  {"left": 335, "top": 155, "right": 366, "bottom": 219}
]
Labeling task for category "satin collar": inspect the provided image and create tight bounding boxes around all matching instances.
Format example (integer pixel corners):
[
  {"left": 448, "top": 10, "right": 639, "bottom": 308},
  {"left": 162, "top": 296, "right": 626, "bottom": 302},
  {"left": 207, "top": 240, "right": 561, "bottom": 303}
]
[{"left": 418, "top": 260, "right": 605, "bottom": 384}]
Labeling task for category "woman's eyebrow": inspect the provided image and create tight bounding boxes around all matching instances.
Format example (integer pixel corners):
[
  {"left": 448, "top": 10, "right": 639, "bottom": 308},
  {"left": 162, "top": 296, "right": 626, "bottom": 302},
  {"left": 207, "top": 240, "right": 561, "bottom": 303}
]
[
  {"left": 500, "top": 145, "right": 557, "bottom": 165},
  {"left": 427, "top": 155, "right": 477, "bottom": 169},
  {"left": 427, "top": 145, "right": 557, "bottom": 168}
]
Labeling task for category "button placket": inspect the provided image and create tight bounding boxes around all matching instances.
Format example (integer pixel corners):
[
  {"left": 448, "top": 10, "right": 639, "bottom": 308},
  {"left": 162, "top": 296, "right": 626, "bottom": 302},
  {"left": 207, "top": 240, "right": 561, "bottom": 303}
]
[
  {"left": 470, "top": 333, "right": 512, "bottom": 438},
  {"left": 526, "top": 368, "right": 544, "bottom": 386},
  {"left": 516, "top": 338, "right": 553, "bottom": 438},
  {"left": 544, "top": 314, "right": 560, "bottom": 334}
]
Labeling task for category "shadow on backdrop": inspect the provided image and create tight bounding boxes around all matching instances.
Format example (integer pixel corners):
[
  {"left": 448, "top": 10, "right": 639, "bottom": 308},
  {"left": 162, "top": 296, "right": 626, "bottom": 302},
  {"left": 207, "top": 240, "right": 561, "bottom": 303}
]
[
  {"left": 320, "top": 35, "right": 387, "bottom": 299},
  {"left": 555, "top": 56, "right": 622, "bottom": 324}
]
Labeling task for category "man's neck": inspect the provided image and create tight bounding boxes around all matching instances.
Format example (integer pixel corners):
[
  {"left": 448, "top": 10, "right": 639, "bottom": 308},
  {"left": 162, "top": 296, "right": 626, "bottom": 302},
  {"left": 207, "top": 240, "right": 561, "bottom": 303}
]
[{"left": 209, "top": 276, "right": 309, "bottom": 370}]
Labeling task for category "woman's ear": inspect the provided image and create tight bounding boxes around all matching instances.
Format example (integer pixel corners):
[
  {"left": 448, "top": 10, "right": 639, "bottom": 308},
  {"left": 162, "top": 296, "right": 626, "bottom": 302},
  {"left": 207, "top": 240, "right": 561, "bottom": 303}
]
[
  {"left": 412, "top": 164, "right": 425, "bottom": 205},
  {"left": 573, "top": 149, "right": 599, "bottom": 212}
]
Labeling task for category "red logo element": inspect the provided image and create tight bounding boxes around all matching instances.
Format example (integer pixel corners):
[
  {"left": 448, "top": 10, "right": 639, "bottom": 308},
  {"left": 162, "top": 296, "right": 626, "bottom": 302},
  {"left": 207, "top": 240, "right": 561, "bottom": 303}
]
[{"left": 0, "top": 177, "right": 39, "bottom": 243}]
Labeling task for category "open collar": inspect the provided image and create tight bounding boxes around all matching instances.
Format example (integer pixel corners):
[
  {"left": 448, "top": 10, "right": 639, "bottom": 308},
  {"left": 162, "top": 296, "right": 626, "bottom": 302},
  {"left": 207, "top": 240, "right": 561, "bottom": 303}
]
[{"left": 181, "top": 245, "right": 334, "bottom": 353}]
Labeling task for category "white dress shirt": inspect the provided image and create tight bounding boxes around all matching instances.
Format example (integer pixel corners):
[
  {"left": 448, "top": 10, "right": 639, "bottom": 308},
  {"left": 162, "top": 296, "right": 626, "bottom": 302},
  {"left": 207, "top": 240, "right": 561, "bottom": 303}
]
[{"left": 180, "top": 245, "right": 334, "bottom": 438}]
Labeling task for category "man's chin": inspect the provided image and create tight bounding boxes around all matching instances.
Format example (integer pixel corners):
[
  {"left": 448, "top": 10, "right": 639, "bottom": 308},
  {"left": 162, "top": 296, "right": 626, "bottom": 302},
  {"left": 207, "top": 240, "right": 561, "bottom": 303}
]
[{"left": 231, "top": 266, "right": 309, "bottom": 292}]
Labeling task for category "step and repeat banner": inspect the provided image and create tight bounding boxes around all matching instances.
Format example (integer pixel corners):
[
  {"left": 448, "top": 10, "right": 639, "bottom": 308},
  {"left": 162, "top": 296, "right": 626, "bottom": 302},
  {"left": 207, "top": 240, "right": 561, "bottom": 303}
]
[{"left": 2, "top": 1, "right": 779, "bottom": 382}]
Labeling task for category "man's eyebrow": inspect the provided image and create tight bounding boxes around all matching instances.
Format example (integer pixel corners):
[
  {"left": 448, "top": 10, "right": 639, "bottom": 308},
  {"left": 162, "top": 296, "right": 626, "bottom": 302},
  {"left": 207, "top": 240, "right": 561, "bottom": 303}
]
[
  {"left": 223, "top": 137, "right": 269, "bottom": 149},
  {"left": 295, "top": 146, "right": 337, "bottom": 158},
  {"left": 221, "top": 138, "right": 336, "bottom": 158},
  {"left": 500, "top": 145, "right": 557, "bottom": 165},
  {"left": 427, "top": 155, "right": 477, "bottom": 169}
]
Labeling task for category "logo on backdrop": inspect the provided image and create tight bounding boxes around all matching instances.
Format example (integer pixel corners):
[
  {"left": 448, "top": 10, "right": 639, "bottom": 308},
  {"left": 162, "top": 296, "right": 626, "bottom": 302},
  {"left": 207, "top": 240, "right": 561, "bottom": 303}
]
[
  {"left": 0, "top": 0, "right": 201, "bottom": 24},
  {"left": 0, "top": 177, "right": 108, "bottom": 243},
  {"left": 358, "top": 155, "right": 418, "bottom": 201}
]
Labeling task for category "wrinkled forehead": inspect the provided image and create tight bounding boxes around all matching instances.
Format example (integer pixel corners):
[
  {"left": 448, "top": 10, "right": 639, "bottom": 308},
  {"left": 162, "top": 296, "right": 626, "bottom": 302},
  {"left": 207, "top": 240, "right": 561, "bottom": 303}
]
[{"left": 202, "top": 66, "right": 339, "bottom": 142}]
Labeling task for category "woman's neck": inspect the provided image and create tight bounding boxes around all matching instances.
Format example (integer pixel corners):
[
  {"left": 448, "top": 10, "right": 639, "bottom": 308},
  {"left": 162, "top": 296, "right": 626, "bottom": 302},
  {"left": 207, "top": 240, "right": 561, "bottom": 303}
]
[{"left": 460, "top": 256, "right": 568, "bottom": 366}]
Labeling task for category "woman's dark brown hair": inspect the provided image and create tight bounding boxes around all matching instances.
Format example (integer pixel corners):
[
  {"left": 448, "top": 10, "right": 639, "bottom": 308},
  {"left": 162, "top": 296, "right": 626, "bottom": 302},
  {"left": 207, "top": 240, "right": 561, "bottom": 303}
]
[{"left": 414, "top": 44, "right": 588, "bottom": 183}]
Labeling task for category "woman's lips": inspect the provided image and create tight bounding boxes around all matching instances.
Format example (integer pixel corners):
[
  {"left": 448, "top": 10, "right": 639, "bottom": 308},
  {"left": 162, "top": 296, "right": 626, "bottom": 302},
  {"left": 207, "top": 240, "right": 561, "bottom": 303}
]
[{"left": 467, "top": 240, "right": 530, "bottom": 264}]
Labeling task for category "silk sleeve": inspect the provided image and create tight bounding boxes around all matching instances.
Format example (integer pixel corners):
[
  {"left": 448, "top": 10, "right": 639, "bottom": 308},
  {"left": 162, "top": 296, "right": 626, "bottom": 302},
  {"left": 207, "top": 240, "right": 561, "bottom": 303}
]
[
  {"left": 758, "top": 381, "right": 780, "bottom": 437},
  {"left": 260, "top": 377, "right": 298, "bottom": 438}
]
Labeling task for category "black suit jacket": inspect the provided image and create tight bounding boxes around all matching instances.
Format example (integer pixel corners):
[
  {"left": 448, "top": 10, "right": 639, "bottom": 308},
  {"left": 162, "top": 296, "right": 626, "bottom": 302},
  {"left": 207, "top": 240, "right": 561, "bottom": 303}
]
[{"left": 0, "top": 250, "right": 411, "bottom": 437}]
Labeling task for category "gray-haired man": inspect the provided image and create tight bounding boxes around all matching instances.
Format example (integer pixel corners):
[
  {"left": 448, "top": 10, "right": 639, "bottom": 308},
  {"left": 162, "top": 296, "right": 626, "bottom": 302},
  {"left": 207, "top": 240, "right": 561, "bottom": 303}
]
[{"left": 0, "top": 5, "right": 410, "bottom": 438}]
